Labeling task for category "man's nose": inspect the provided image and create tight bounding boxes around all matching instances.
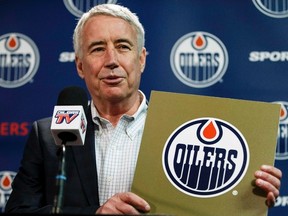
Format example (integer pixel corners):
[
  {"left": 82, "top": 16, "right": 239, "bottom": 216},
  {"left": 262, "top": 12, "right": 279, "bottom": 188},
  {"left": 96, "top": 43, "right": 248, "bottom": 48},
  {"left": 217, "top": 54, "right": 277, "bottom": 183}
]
[{"left": 104, "top": 48, "right": 119, "bottom": 69}]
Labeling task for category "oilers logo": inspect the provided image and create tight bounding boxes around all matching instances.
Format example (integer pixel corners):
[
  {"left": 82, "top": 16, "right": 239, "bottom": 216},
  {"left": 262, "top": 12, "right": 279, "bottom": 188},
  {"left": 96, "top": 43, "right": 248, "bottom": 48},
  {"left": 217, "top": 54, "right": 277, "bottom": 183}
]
[
  {"left": 162, "top": 118, "right": 249, "bottom": 198},
  {"left": 273, "top": 101, "right": 288, "bottom": 160},
  {"left": 63, "top": 0, "right": 118, "bottom": 17},
  {"left": 0, "top": 33, "right": 40, "bottom": 88},
  {"left": 170, "top": 32, "right": 228, "bottom": 88},
  {"left": 0, "top": 171, "right": 16, "bottom": 212},
  {"left": 252, "top": 0, "right": 288, "bottom": 18}
]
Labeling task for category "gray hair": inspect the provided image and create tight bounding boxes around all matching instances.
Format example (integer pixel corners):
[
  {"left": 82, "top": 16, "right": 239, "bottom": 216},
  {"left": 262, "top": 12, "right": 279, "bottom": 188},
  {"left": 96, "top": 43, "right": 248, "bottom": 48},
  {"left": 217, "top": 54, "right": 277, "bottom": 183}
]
[{"left": 73, "top": 4, "right": 145, "bottom": 57}]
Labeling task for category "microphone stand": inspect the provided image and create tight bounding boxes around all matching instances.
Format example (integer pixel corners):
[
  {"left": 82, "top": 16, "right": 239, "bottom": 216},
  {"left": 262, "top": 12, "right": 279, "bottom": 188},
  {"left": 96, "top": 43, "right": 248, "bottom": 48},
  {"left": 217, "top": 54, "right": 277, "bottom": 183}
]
[
  {"left": 52, "top": 132, "right": 77, "bottom": 214},
  {"left": 52, "top": 143, "right": 66, "bottom": 214}
]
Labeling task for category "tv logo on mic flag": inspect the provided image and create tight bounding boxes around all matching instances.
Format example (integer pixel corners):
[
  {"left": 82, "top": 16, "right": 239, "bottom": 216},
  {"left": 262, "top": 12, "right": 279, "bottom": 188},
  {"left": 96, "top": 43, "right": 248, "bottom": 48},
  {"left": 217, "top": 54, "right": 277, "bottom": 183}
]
[
  {"left": 51, "top": 105, "right": 87, "bottom": 146},
  {"left": 55, "top": 110, "right": 80, "bottom": 124},
  {"left": 162, "top": 117, "right": 250, "bottom": 198}
]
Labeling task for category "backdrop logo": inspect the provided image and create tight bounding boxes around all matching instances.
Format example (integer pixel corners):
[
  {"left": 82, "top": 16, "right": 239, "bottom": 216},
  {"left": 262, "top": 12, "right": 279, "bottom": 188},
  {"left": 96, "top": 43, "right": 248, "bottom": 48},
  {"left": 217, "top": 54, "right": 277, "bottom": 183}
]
[
  {"left": 0, "top": 33, "right": 40, "bottom": 88},
  {"left": 170, "top": 32, "right": 228, "bottom": 88},
  {"left": 162, "top": 118, "right": 249, "bottom": 198},
  {"left": 273, "top": 101, "right": 288, "bottom": 160},
  {"left": 252, "top": 0, "right": 288, "bottom": 18},
  {"left": 63, "top": 0, "right": 118, "bottom": 17},
  {"left": 0, "top": 171, "right": 16, "bottom": 212}
]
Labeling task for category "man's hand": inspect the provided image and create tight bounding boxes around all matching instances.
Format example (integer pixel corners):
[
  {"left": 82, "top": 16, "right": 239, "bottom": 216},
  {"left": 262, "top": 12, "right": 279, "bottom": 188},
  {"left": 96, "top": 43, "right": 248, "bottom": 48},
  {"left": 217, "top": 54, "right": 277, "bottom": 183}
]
[
  {"left": 95, "top": 192, "right": 150, "bottom": 215},
  {"left": 254, "top": 165, "right": 282, "bottom": 207}
]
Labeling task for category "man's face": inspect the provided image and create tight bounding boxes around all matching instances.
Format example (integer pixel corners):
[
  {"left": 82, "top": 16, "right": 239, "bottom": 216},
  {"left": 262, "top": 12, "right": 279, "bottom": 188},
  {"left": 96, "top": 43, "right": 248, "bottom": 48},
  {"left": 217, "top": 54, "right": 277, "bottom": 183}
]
[{"left": 76, "top": 15, "right": 146, "bottom": 103}]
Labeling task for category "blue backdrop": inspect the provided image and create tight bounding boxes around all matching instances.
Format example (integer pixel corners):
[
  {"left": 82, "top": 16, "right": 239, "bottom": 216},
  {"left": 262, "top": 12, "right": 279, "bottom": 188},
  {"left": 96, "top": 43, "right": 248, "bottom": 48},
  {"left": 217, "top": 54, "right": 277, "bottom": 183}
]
[{"left": 1, "top": 0, "right": 288, "bottom": 215}]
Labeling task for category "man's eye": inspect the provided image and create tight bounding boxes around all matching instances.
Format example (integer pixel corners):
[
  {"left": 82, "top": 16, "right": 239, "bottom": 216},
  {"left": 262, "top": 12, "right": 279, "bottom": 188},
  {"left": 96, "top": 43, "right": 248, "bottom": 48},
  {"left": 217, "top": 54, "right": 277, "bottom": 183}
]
[
  {"left": 118, "top": 44, "right": 131, "bottom": 51},
  {"left": 92, "top": 47, "right": 105, "bottom": 52}
]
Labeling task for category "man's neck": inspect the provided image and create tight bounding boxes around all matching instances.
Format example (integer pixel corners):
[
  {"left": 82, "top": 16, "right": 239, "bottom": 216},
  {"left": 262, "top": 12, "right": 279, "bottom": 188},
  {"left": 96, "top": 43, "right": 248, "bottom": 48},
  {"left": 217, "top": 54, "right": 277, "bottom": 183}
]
[{"left": 93, "top": 92, "right": 142, "bottom": 126}]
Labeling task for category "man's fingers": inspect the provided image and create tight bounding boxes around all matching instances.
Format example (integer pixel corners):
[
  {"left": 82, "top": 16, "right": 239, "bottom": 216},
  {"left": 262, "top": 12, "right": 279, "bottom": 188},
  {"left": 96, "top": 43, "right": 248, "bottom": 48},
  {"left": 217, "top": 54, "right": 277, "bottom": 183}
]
[
  {"left": 255, "top": 177, "right": 279, "bottom": 197},
  {"left": 96, "top": 192, "right": 150, "bottom": 215},
  {"left": 265, "top": 192, "right": 276, "bottom": 208},
  {"left": 260, "top": 165, "right": 282, "bottom": 181},
  {"left": 254, "top": 165, "right": 282, "bottom": 208},
  {"left": 255, "top": 165, "right": 281, "bottom": 191},
  {"left": 119, "top": 192, "right": 151, "bottom": 213}
]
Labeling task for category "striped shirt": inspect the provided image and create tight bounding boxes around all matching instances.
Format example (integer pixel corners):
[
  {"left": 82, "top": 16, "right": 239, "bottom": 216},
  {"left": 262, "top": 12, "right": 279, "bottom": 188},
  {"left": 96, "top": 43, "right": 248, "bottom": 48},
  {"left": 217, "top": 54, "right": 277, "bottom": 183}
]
[{"left": 91, "top": 91, "right": 147, "bottom": 205}]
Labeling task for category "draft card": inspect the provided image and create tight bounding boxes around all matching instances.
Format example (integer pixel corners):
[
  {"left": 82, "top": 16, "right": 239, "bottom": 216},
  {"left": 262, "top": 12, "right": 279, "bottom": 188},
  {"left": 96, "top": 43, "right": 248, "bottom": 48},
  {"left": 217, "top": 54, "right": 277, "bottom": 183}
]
[{"left": 132, "top": 91, "right": 280, "bottom": 216}]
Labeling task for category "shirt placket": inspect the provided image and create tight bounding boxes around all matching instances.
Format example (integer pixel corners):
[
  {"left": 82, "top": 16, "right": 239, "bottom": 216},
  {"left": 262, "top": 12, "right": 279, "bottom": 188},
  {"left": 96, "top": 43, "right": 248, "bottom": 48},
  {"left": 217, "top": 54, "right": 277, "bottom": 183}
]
[{"left": 101, "top": 121, "right": 126, "bottom": 203}]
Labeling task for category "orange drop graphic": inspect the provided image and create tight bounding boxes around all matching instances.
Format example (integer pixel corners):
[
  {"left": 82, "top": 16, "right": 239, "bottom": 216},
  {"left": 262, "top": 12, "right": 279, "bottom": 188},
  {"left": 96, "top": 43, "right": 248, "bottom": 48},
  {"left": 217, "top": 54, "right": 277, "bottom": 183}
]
[
  {"left": 203, "top": 121, "right": 216, "bottom": 139},
  {"left": 2, "top": 175, "right": 11, "bottom": 187},
  {"left": 195, "top": 36, "right": 204, "bottom": 47},
  {"left": 280, "top": 107, "right": 285, "bottom": 118},
  {"left": 8, "top": 37, "right": 17, "bottom": 48}
]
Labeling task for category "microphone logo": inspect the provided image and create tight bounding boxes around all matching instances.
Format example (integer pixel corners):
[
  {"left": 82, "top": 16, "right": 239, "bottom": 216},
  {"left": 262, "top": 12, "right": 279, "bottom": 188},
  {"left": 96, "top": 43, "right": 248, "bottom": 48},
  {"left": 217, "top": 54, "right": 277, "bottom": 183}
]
[
  {"left": 80, "top": 114, "right": 87, "bottom": 134},
  {"left": 55, "top": 110, "right": 80, "bottom": 124}
]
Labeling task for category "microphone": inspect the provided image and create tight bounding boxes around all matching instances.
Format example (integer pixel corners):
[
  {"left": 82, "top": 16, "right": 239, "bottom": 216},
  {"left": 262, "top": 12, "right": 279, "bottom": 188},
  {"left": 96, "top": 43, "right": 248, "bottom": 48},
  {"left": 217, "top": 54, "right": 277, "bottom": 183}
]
[
  {"left": 50, "top": 86, "right": 88, "bottom": 146},
  {"left": 50, "top": 86, "right": 88, "bottom": 214}
]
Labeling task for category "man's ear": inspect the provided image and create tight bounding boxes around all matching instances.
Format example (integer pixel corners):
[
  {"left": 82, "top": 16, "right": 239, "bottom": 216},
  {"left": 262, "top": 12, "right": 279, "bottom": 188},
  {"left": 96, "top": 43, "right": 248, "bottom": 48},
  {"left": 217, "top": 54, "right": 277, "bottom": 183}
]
[
  {"left": 140, "top": 47, "right": 146, "bottom": 73},
  {"left": 75, "top": 56, "right": 84, "bottom": 79}
]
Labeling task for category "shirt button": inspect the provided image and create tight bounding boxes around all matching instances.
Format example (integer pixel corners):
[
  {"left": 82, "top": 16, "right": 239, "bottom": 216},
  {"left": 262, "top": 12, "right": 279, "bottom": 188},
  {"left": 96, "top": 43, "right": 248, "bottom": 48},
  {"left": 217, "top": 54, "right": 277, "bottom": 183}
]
[{"left": 106, "top": 176, "right": 112, "bottom": 183}]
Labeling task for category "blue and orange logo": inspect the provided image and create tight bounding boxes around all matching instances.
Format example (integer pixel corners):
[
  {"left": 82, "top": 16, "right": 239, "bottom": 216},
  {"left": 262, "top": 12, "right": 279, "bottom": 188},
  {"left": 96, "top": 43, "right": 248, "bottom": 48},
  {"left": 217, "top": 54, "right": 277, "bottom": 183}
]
[
  {"left": 162, "top": 118, "right": 249, "bottom": 198},
  {"left": 0, "top": 33, "right": 40, "bottom": 88},
  {"left": 0, "top": 171, "right": 16, "bottom": 212},
  {"left": 170, "top": 32, "right": 228, "bottom": 88}
]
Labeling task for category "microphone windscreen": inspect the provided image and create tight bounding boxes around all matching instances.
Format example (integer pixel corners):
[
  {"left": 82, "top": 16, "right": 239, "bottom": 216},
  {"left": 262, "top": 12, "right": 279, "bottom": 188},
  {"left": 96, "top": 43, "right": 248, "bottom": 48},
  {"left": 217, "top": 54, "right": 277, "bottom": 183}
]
[{"left": 56, "top": 86, "right": 88, "bottom": 110}]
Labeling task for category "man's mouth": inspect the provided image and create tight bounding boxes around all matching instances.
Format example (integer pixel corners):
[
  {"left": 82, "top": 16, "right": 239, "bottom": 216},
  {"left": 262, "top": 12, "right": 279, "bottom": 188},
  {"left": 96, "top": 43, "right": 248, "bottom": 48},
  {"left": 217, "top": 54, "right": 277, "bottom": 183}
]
[{"left": 100, "top": 76, "right": 124, "bottom": 85}]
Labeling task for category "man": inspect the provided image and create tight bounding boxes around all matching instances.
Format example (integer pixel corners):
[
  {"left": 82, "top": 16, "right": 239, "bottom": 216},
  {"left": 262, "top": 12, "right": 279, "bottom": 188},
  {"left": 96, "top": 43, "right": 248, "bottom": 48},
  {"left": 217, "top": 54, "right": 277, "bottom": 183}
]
[{"left": 5, "top": 4, "right": 282, "bottom": 215}]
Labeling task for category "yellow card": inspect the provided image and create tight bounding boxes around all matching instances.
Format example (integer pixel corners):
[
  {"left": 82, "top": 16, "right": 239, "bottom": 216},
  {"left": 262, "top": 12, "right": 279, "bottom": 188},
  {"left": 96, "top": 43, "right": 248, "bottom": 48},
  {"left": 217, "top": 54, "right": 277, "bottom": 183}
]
[{"left": 132, "top": 91, "right": 280, "bottom": 216}]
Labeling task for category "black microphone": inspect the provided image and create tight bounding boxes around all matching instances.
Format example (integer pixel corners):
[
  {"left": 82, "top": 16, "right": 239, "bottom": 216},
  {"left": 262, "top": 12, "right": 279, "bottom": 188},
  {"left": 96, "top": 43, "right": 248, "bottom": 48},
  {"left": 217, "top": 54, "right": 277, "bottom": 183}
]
[
  {"left": 51, "top": 86, "right": 88, "bottom": 146},
  {"left": 50, "top": 86, "right": 88, "bottom": 214}
]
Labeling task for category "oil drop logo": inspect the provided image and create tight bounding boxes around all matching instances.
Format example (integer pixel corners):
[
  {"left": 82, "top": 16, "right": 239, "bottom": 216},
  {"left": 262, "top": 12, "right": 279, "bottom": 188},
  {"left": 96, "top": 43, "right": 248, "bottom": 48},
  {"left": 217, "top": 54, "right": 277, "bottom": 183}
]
[
  {"left": 170, "top": 32, "right": 228, "bottom": 88},
  {"left": 162, "top": 118, "right": 249, "bottom": 198},
  {"left": 0, "top": 33, "right": 40, "bottom": 88},
  {"left": 0, "top": 171, "right": 16, "bottom": 212}
]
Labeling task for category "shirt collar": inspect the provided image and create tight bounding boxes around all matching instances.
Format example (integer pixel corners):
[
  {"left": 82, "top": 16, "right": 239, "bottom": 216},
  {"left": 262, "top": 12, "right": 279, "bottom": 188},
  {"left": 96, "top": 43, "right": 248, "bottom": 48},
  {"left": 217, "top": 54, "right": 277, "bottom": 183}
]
[{"left": 91, "top": 90, "right": 147, "bottom": 128}]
